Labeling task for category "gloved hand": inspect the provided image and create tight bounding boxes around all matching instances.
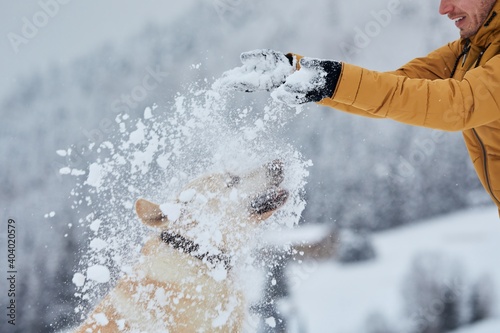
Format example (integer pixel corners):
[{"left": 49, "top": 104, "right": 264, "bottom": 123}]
[
  {"left": 212, "top": 49, "right": 295, "bottom": 92},
  {"left": 272, "top": 57, "right": 342, "bottom": 105}
]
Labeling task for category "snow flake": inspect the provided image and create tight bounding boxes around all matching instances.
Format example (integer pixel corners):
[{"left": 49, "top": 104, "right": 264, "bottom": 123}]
[
  {"left": 87, "top": 265, "right": 110, "bottom": 283},
  {"left": 144, "top": 106, "right": 153, "bottom": 119},
  {"left": 265, "top": 317, "right": 276, "bottom": 328},
  {"left": 160, "top": 202, "right": 182, "bottom": 221},
  {"left": 89, "top": 219, "right": 102, "bottom": 233},
  {"left": 179, "top": 188, "right": 197, "bottom": 202},
  {"left": 72, "top": 273, "right": 86, "bottom": 287},
  {"left": 85, "top": 163, "right": 105, "bottom": 188},
  {"left": 89, "top": 238, "right": 108, "bottom": 251},
  {"left": 93, "top": 313, "right": 109, "bottom": 326}
]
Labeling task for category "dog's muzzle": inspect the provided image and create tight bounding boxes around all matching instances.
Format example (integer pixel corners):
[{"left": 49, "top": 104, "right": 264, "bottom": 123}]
[{"left": 250, "top": 188, "right": 289, "bottom": 215}]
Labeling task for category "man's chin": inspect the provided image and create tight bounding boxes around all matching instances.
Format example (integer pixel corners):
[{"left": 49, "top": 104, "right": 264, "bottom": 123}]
[{"left": 459, "top": 28, "right": 477, "bottom": 39}]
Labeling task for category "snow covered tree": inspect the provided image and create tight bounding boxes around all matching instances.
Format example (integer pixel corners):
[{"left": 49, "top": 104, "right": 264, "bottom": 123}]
[
  {"left": 402, "top": 253, "right": 465, "bottom": 333},
  {"left": 469, "top": 275, "right": 495, "bottom": 324}
]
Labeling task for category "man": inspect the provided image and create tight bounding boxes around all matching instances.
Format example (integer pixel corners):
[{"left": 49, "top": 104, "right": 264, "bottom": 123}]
[{"left": 216, "top": 0, "right": 500, "bottom": 214}]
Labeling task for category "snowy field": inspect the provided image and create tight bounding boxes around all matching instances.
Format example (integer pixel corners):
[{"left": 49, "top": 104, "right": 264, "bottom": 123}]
[{"left": 283, "top": 207, "right": 500, "bottom": 333}]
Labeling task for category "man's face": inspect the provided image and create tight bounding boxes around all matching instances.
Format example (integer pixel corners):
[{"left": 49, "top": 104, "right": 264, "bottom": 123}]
[{"left": 439, "top": 0, "right": 497, "bottom": 38}]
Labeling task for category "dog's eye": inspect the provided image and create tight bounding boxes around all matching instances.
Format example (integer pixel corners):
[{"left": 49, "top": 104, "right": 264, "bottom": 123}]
[{"left": 226, "top": 175, "right": 241, "bottom": 188}]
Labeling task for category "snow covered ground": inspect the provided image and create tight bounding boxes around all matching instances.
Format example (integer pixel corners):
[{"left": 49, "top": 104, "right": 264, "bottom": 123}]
[
  {"left": 453, "top": 318, "right": 500, "bottom": 333},
  {"left": 284, "top": 206, "right": 500, "bottom": 333}
]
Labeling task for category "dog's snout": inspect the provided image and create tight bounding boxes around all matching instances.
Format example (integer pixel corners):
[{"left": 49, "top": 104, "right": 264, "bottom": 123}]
[
  {"left": 250, "top": 188, "right": 289, "bottom": 215},
  {"left": 266, "top": 160, "right": 284, "bottom": 186}
]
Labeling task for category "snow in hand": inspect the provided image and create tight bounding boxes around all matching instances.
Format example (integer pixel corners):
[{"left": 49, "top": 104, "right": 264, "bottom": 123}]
[
  {"left": 212, "top": 49, "right": 295, "bottom": 93},
  {"left": 272, "top": 59, "right": 327, "bottom": 105},
  {"left": 212, "top": 49, "right": 330, "bottom": 106},
  {"left": 64, "top": 64, "right": 309, "bottom": 330}
]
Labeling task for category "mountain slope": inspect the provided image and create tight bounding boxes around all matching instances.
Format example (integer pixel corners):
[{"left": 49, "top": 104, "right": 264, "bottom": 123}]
[{"left": 288, "top": 206, "right": 500, "bottom": 332}]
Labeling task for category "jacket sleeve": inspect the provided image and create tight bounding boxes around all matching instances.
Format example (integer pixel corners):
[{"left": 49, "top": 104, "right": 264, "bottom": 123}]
[
  {"left": 320, "top": 54, "right": 500, "bottom": 131},
  {"left": 385, "top": 41, "right": 461, "bottom": 79},
  {"left": 320, "top": 41, "right": 463, "bottom": 119}
]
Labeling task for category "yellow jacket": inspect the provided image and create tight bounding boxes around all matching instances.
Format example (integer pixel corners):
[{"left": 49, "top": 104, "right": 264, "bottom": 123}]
[{"left": 319, "top": 3, "right": 500, "bottom": 213}]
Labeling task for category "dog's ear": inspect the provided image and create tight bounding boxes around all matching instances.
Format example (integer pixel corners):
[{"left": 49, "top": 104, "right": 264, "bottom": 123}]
[{"left": 135, "top": 198, "right": 168, "bottom": 227}]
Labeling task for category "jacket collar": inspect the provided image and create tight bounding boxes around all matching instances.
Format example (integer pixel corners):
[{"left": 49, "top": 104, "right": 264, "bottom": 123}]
[{"left": 468, "top": 1, "right": 500, "bottom": 48}]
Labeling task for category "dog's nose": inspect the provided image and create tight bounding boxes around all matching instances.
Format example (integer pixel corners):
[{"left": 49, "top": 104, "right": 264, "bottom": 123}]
[
  {"left": 266, "top": 160, "right": 284, "bottom": 186},
  {"left": 250, "top": 188, "right": 289, "bottom": 215}
]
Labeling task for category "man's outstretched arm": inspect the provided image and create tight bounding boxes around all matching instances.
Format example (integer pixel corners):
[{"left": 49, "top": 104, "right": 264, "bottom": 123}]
[{"left": 277, "top": 52, "right": 500, "bottom": 131}]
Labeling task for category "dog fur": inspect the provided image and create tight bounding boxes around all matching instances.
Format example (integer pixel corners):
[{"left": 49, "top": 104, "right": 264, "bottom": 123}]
[{"left": 74, "top": 160, "right": 288, "bottom": 332}]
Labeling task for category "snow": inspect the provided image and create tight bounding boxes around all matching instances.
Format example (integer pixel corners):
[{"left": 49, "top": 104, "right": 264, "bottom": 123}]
[
  {"left": 85, "top": 163, "right": 104, "bottom": 188},
  {"left": 212, "top": 49, "right": 295, "bottom": 93},
  {"left": 92, "top": 313, "right": 109, "bottom": 326},
  {"left": 66, "top": 60, "right": 310, "bottom": 328},
  {"left": 265, "top": 316, "right": 277, "bottom": 328},
  {"left": 59, "top": 167, "right": 86, "bottom": 176},
  {"left": 89, "top": 238, "right": 107, "bottom": 251},
  {"left": 159, "top": 202, "right": 182, "bottom": 221},
  {"left": 143, "top": 106, "right": 153, "bottom": 120},
  {"left": 271, "top": 59, "right": 325, "bottom": 105},
  {"left": 72, "top": 273, "right": 86, "bottom": 288},
  {"left": 116, "top": 319, "right": 126, "bottom": 330},
  {"left": 156, "top": 153, "right": 171, "bottom": 169},
  {"left": 86, "top": 265, "right": 111, "bottom": 284},
  {"left": 287, "top": 207, "right": 500, "bottom": 332},
  {"left": 127, "top": 120, "right": 146, "bottom": 145},
  {"left": 453, "top": 318, "right": 500, "bottom": 333},
  {"left": 179, "top": 188, "right": 197, "bottom": 203},
  {"left": 208, "top": 263, "right": 228, "bottom": 282},
  {"left": 212, "top": 295, "right": 240, "bottom": 328},
  {"left": 44, "top": 211, "right": 56, "bottom": 218},
  {"left": 89, "top": 219, "right": 102, "bottom": 233}
]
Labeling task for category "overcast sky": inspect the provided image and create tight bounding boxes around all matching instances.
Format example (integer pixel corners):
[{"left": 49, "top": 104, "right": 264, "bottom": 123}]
[{"left": 0, "top": 0, "right": 197, "bottom": 100}]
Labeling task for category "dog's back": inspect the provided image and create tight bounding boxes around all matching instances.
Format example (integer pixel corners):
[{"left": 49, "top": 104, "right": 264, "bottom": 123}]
[{"left": 76, "top": 237, "right": 244, "bottom": 332}]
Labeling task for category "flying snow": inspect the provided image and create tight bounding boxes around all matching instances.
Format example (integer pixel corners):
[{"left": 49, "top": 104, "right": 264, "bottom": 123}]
[
  {"left": 63, "top": 63, "right": 311, "bottom": 327},
  {"left": 86, "top": 265, "right": 111, "bottom": 284},
  {"left": 159, "top": 202, "right": 182, "bottom": 221},
  {"left": 72, "top": 273, "right": 86, "bottom": 288}
]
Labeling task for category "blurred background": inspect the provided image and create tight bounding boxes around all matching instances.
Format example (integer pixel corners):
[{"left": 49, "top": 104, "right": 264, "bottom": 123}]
[{"left": 1, "top": 0, "right": 499, "bottom": 332}]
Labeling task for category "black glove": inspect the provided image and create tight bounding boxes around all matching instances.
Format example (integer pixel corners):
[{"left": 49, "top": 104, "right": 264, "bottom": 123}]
[
  {"left": 212, "top": 49, "right": 295, "bottom": 92},
  {"left": 272, "top": 57, "right": 342, "bottom": 105}
]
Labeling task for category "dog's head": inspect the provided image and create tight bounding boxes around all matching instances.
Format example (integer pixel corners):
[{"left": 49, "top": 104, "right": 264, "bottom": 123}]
[{"left": 135, "top": 160, "right": 288, "bottom": 252}]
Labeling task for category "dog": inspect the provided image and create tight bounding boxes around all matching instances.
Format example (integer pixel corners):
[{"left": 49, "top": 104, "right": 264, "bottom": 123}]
[{"left": 74, "top": 160, "right": 288, "bottom": 332}]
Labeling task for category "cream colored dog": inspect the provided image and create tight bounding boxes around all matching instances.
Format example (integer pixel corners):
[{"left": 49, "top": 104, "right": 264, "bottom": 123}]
[{"left": 74, "top": 160, "right": 288, "bottom": 332}]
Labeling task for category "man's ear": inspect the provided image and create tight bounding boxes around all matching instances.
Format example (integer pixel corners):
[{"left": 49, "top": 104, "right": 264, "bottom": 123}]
[{"left": 135, "top": 198, "right": 168, "bottom": 227}]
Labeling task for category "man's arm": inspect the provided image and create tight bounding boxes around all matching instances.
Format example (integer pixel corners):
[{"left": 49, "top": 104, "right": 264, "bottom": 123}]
[
  {"left": 385, "top": 40, "right": 462, "bottom": 79},
  {"left": 321, "top": 54, "right": 500, "bottom": 131},
  {"left": 323, "top": 41, "right": 463, "bottom": 119}
]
